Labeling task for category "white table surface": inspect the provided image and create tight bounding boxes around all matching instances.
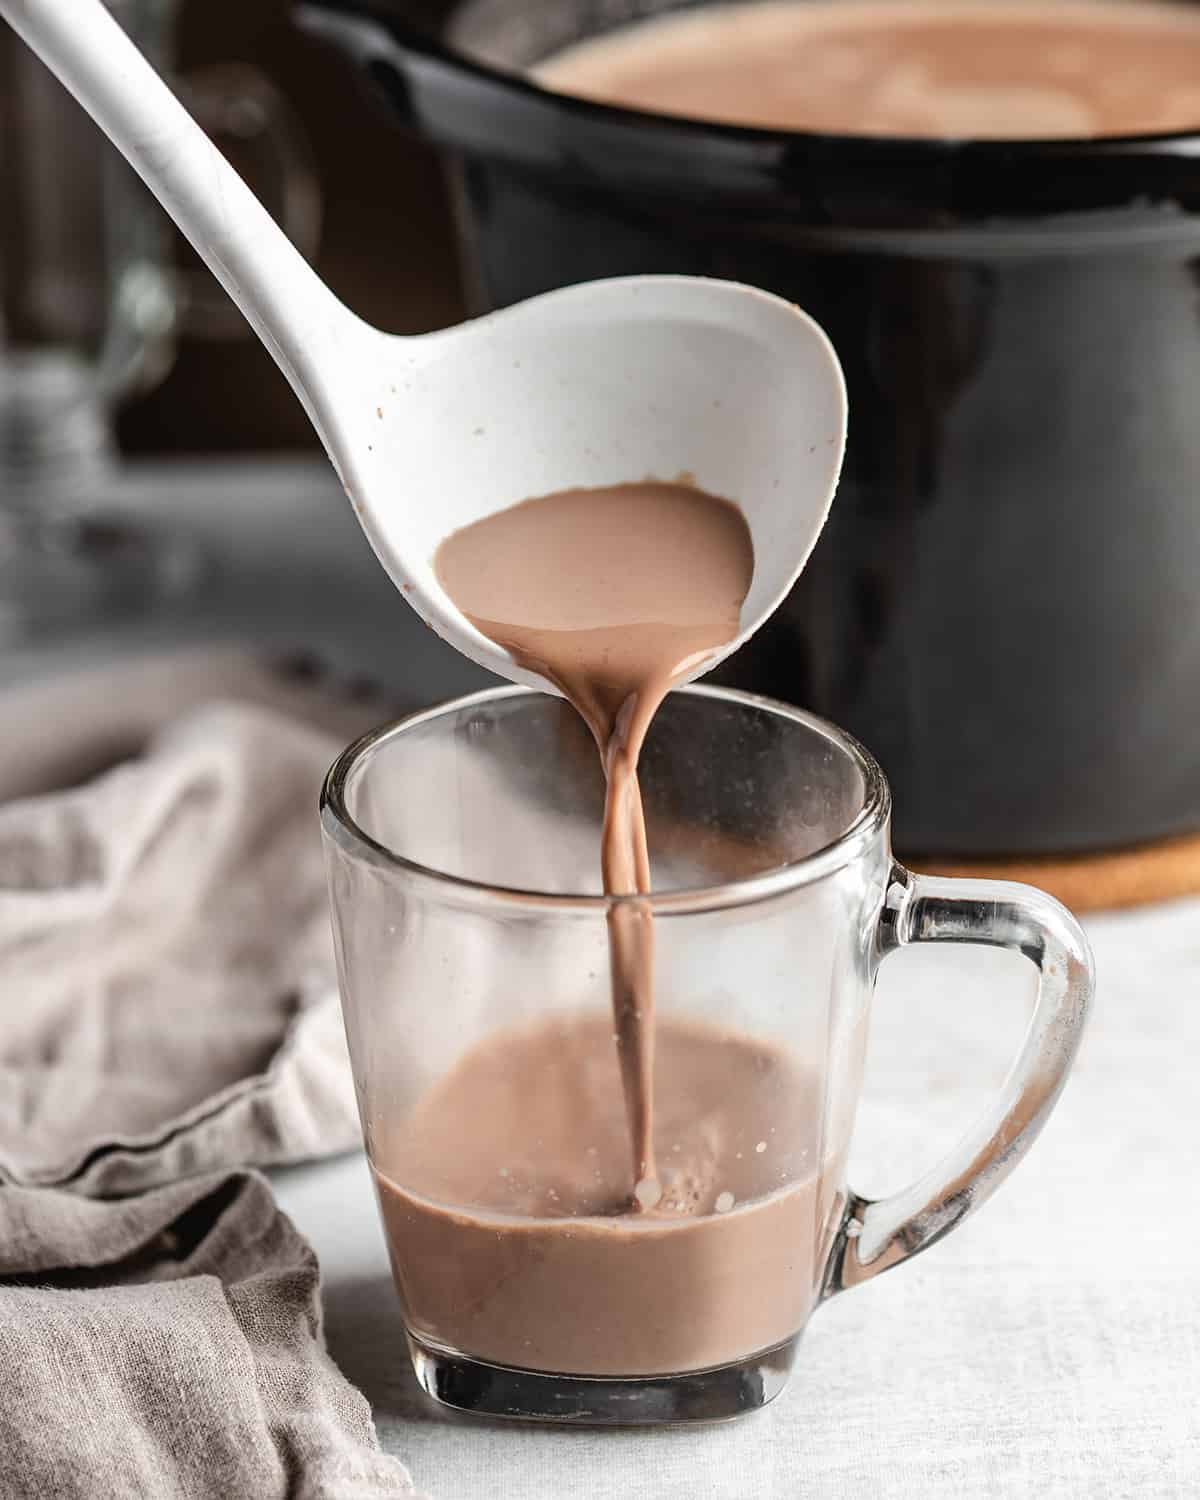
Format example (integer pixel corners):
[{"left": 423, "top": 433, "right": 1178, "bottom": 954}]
[
  {"left": 273, "top": 898, "right": 1200, "bottom": 1500},
  {"left": 0, "top": 456, "right": 491, "bottom": 708}
]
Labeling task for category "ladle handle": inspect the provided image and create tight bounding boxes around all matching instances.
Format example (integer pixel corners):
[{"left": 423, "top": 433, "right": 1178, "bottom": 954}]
[{"left": 0, "top": 0, "right": 357, "bottom": 458}]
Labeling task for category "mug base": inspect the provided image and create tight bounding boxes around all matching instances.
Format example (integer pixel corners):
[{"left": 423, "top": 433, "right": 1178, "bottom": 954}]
[{"left": 406, "top": 1330, "right": 800, "bottom": 1425}]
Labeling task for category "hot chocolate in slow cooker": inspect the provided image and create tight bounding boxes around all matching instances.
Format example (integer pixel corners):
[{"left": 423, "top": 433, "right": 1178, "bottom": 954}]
[{"left": 299, "top": 0, "right": 1200, "bottom": 857}]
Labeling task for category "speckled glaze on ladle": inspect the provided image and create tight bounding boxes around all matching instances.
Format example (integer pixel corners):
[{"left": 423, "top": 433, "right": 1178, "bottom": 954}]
[{"left": 0, "top": 0, "right": 847, "bottom": 690}]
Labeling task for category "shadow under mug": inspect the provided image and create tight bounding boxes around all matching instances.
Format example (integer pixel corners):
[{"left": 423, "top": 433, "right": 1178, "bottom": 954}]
[{"left": 320, "top": 685, "right": 1093, "bottom": 1424}]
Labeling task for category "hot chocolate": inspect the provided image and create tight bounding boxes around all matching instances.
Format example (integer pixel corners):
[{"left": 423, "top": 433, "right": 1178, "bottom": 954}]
[
  {"left": 435, "top": 480, "right": 755, "bottom": 1202},
  {"left": 535, "top": 0, "right": 1200, "bottom": 140},
  {"left": 372, "top": 1012, "right": 842, "bottom": 1376},
  {"left": 378, "top": 478, "right": 831, "bottom": 1378}
]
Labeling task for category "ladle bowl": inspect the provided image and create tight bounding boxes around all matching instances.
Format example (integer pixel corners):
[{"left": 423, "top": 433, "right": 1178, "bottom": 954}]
[{"left": 0, "top": 0, "right": 847, "bottom": 692}]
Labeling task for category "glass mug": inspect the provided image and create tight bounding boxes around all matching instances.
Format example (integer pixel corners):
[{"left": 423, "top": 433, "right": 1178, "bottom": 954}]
[
  {"left": 321, "top": 686, "right": 1093, "bottom": 1424},
  {"left": 1, "top": 1, "right": 320, "bottom": 491},
  {"left": 0, "top": 0, "right": 320, "bottom": 634}
]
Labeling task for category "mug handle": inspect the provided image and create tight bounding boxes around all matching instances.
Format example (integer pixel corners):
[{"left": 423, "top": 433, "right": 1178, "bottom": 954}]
[{"left": 823, "top": 864, "right": 1094, "bottom": 1296}]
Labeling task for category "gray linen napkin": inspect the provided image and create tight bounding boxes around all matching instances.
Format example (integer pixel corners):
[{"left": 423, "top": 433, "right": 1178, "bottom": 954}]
[
  {"left": 0, "top": 1170, "right": 416, "bottom": 1499},
  {"left": 0, "top": 659, "right": 423, "bottom": 1495},
  {"left": 0, "top": 683, "right": 363, "bottom": 1194}
]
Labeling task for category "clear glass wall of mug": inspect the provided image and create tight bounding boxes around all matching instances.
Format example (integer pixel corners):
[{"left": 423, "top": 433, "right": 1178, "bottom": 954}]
[{"left": 0, "top": 0, "right": 320, "bottom": 636}]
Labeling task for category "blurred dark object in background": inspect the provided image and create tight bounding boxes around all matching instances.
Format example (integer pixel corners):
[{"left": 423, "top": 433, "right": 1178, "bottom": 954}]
[
  {"left": 299, "top": 0, "right": 1200, "bottom": 859},
  {"left": 114, "top": 0, "right": 465, "bottom": 454}
]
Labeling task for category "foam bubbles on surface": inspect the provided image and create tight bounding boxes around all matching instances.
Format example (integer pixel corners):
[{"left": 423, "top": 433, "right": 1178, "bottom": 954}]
[{"left": 634, "top": 1177, "right": 663, "bottom": 1211}]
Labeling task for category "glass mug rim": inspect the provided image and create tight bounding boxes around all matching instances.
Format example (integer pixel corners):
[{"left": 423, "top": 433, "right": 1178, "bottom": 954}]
[{"left": 320, "top": 682, "right": 892, "bottom": 915}]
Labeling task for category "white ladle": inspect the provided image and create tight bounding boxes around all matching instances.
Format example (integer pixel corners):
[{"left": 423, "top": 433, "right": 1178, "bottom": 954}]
[{"left": 1, "top": 0, "right": 847, "bottom": 693}]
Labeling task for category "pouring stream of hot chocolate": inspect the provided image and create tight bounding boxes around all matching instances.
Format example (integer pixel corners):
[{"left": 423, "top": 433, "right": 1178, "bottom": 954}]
[{"left": 434, "top": 481, "right": 755, "bottom": 1203}]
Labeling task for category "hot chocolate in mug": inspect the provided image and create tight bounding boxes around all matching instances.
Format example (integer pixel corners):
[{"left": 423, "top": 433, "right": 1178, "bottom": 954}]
[{"left": 321, "top": 685, "right": 1093, "bottom": 1424}]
